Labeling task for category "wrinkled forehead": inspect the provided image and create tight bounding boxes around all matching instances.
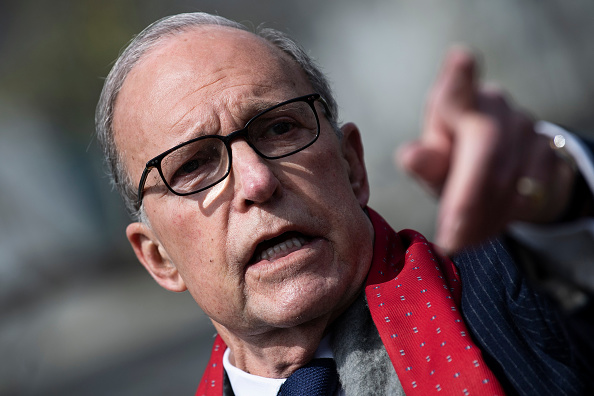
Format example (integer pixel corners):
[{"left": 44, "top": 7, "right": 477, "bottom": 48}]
[{"left": 112, "top": 25, "right": 311, "bottom": 180}]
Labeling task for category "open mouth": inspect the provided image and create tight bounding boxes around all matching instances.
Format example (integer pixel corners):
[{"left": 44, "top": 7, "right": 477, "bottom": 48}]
[{"left": 250, "top": 231, "right": 310, "bottom": 264}]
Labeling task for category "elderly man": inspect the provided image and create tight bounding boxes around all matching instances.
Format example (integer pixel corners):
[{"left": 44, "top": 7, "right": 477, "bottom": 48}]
[{"left": 96, "top": 12, "right": 593, "bottom": 396}]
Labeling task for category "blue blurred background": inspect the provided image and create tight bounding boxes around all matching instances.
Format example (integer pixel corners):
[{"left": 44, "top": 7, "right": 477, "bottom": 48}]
[{"left": 2, "top": 0, "right": 593, "bottom": 394}]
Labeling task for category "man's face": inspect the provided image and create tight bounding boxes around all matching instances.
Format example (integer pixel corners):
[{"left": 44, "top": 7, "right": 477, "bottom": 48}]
[{"left": 113, "top": 26, "right": 374, "bottom": 337}]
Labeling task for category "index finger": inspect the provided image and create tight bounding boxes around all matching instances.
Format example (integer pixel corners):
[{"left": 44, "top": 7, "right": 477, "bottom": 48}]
[
  {"left": 434, "top": 113, "right": 508, "bottom": 253},
  {"left": 425, "top": 47, "right": 479, "bottom": 146}
]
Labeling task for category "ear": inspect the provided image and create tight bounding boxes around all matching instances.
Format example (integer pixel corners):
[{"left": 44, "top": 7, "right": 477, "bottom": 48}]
[
  {"left": 340, "top": 122, "right": 370, "bottom": 207},
  {"left": 126, "top": 222, "right": 187, "bottom": 292}
]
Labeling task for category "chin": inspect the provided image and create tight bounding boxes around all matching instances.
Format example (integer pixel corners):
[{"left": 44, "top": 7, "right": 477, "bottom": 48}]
[{"left": 251, "top": 279, "right": 357, "bottom": 329}]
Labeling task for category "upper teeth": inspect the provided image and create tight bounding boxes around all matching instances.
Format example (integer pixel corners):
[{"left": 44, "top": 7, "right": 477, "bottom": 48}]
[{"left": 259, "top": 237, "right": 306, "bottom": 261}]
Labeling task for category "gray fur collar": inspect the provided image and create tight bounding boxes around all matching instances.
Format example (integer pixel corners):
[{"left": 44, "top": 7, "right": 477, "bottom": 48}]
[{"left": 330, "top": 292, "right": 404, "bottom": 396}]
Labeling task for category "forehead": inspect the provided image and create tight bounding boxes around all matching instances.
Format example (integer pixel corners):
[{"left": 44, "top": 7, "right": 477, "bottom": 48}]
[{"left": 112, "top": 25, "right": 311, "bottom": 178}]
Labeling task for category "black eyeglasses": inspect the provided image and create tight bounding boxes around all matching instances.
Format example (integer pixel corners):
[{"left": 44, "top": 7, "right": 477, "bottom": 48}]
[{"left": 136, "top": 93, "right": 328, "bottom": 209}]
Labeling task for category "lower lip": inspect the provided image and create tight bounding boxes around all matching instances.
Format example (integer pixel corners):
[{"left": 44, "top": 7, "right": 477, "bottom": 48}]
[{"left": 245, "top": 238, "right": 326, "bottom": 278}]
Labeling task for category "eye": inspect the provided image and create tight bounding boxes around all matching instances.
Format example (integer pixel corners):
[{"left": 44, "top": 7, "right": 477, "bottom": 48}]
[
  {"left": 179, "top": 158, "right": 202, "bottom": 175},
  {"left": 165, "top": 141, "right": 224, "bottom": 192},
  {"left": 246, "top": 101, "right": 318, "bottom": 158},
  {"left": 267, "top": 121, "right": 296, "bottom": 136},
  {"left": 170, "top": 154, "right": 210, "bottom": 186},
  {"left": 254, "top": 117, "right": 302, "bottom": 141}
]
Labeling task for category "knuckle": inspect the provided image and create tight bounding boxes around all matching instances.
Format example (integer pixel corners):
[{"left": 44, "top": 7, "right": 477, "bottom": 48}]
[
  {"left": 482, "top": 84, "right": 506, "bottom": 100},
  {"left": 461, "top": 114, "right": 500, "bottom": 138},
  {"left": 478, "top": 85, "right": 509, "bottom": 108}
]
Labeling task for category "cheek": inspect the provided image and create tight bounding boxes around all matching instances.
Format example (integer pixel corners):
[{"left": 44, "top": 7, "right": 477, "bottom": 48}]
[
  {"left": 184, "top": 261, "right": 230, "bottom": 315},
  {"left": 296, "top": 144, "right": 350, "bottom": 195},
  {"left": 158, "top": 204, "right": 237, "bottom": 289},
  {"left": 164, "top": 224, "right": 238, "bottom": 319},
  {"left": 168, "top": 214, "right": 205, "bottom": 254},
  {"left": 312, "top": 149, "right": 358, "bottom": 207},
  {"left": 312, "top": 143, "right": 344, "bottom": 173},
  {"left": 153, "top": 202, "right": 227, "bottom": 272}
]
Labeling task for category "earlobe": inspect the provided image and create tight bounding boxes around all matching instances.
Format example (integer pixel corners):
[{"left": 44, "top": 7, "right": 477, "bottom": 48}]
[
  {"left": 126, "top": 222, "right": 187, "bottom": 292},
  {"left": 340, "top": 122, "right": 370, "bottom": 207}
]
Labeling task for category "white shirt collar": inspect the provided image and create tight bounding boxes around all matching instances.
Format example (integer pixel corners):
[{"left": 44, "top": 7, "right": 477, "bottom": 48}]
[{"left": 223, "top": 336, "right": 335, "bottom": 396}]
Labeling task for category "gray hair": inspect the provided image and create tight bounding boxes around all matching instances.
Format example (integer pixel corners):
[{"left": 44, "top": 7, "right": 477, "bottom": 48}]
[{"left": 95, "top": 12, "right": 339, "bottom": 222}]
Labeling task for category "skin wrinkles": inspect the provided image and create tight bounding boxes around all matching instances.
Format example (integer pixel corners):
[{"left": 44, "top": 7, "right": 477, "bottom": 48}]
[
  {"left": 166, "top": 75, "right": 227, "bottom": 137},
  {"left": 168, "top": 81, "right": 281, "bottom": 145},
  {"left": 116, "top": 25, "right": 373, "bottom": 378}
]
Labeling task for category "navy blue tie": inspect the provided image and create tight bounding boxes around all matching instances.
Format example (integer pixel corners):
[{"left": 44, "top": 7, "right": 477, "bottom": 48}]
[{"left": 277, "top": 358, "right": 339, "bottom": 396}]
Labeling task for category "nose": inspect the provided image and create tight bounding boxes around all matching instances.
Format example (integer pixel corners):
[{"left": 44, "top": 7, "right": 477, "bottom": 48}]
[{"left": 230, "top": 140, "right": 281, "bottom": 206}]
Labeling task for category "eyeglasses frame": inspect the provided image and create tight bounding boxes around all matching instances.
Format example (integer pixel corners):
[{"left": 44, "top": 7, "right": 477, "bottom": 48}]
[{"left": 135, "top": 93, "right": 328, "bottom": 209}]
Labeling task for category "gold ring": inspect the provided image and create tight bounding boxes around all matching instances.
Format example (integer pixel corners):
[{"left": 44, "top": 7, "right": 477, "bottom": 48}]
[{"left": 516, "top": 176, "right": 545, "bottom": 207}]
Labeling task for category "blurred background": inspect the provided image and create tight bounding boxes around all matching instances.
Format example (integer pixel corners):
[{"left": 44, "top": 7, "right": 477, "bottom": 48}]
[{"left": 1, "top": 0, "right": 593, "bottom": 394}]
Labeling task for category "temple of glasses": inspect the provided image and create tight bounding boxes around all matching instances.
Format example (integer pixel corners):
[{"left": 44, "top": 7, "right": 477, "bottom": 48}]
[{"left": 135, "top": 93, "right": 328, "bottom": 209}]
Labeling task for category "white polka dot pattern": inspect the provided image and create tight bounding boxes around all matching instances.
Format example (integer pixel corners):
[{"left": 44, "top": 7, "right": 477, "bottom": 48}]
[
  {"left": 197, "top": 336, "right": 226, "bottom": 395},
  {"left": 365, "top": 209, "right": 503, "bottom": 395}
]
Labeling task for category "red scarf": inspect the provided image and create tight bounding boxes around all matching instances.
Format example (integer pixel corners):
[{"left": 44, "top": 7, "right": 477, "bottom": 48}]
[
  {"left": 365, "top": 209, "right": 503, "bottom": 395},
  {"left": 196, "top": 208, "right": 504, "bottom": 395}
]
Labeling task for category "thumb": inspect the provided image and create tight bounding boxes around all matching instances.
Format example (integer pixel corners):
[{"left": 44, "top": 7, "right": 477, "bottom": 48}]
[{"left": 396, "top": 140, "right": 450, "bottom": 195}]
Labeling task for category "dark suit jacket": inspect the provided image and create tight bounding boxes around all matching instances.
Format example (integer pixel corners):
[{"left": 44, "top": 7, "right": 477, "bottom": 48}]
[{"left": 454, "top": 238, "right": 593, "bottom": 395}]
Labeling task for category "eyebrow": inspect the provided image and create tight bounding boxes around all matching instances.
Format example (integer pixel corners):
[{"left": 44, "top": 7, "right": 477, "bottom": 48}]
[
  {"left": 241, "top": 98, "right": 279, "bottom": 116},
  {"left": 174, "top": 96, "right": 288, "bottom": 146}
]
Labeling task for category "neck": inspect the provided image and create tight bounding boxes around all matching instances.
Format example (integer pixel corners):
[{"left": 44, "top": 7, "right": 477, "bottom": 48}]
[{"left": 214, "top": 317, "right": 330, "bottom": 378}]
